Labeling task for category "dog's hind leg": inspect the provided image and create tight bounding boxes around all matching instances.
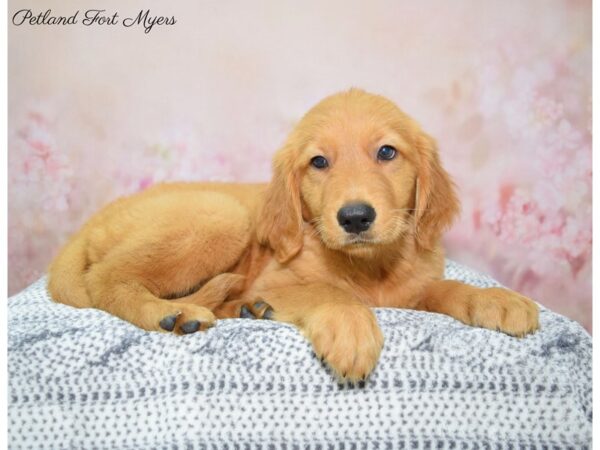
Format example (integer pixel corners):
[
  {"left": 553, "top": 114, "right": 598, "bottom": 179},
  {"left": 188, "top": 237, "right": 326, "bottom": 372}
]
[
  {"left": 81, "top": 190, "right": 252, "bottom": 333},
  {"left": 86, "top": 263, "right": 216, "bottom": 333}
]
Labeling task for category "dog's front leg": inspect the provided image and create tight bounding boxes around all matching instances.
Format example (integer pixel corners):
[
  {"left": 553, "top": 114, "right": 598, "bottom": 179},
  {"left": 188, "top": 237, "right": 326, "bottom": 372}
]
[
  {"left": 224, "top": 283, "right": 384, "bottom": 382},
  {"left": 416, "top": 280, "right": 539, "bottom": 337}
]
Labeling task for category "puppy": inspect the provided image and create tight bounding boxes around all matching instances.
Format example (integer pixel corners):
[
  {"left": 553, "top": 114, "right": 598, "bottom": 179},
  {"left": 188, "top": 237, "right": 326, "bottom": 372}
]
[{"left": 49, "top": 89, "right": 539, "bottom": 381}]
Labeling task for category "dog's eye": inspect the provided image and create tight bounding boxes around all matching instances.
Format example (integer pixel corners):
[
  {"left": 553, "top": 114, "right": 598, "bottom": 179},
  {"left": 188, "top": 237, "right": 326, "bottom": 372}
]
[
  {"left": 377, "top": 145, "right": 397, "bottom": 161},
  {"left": 310, "top": 155, "right": 329, "bottom": 169}
]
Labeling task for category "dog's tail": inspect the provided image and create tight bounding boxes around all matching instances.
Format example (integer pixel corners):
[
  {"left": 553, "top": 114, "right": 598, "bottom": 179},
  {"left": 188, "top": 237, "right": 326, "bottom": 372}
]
[{"left": 47, "top": 233, "right": 92, "bottom": 308}]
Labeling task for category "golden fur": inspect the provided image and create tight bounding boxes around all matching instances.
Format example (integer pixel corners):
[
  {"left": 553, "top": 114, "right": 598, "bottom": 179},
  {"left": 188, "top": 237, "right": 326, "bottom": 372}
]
[{"left": 49, "top": 89, "right": 539, "bottom": 381}]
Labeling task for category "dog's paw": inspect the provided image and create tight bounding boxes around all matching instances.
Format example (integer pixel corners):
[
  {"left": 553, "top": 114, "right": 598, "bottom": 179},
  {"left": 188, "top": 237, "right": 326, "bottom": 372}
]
[
  {"left": 239, "top": 300, "right": 274, "bottom": 320},
  {"left": 152, "top": 302, "right": 216, "bottom": 335},
  {"left": 466, "top": 287, "right": 539, "bottom": 337},
  {"left": 302, "top": 303, "right": 384, "bottom": 383}
]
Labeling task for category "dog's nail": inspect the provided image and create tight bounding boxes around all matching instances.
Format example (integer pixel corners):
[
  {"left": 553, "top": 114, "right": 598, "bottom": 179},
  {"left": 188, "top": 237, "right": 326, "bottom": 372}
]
[
  {"left": 239, "top": 305, "right": 255, "bottom": 319},
  {"left": 180, "top": 320, "right": 201, "bottom": 334},
  {"left": 358, "top": 380, "right": 366, "bottom": 388},
  {"left": 159, "top": 314, "right": 178, "bottom": 331},
  {"left": 262, "top": 306, "right": 274, "bottom": 320},
  {"left": 253, "top": 301, "right": 266, "bottom": 309},
  {"left": 337, "top": 383, "right": 345, "bottom": 390}
]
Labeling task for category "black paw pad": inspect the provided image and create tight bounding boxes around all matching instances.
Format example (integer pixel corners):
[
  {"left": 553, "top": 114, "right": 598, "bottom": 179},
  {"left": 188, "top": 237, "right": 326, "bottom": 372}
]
[
  {"left": 240, "top": 305, "right": 256, "bottom": 319},
  {"left": 159, "top": 314, "right": 178, "bottom": 331},
  {"left": 262, "top": 306, "right": 274, "bottom": 320},
  {"left": 180, "top": 320, "right": 201, "bottom": 334}
]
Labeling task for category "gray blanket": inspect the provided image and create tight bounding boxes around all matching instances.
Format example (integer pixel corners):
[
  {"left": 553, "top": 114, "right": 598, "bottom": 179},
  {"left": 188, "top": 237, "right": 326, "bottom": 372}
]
[{"left": 8, "top": 260, "right": 592, "bottom": 449}]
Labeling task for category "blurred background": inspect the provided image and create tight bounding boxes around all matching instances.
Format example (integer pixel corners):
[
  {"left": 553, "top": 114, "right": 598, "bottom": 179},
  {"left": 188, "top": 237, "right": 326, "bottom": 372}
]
[{"left": 8, "top": 0, "right": 592, "bottom": 330}]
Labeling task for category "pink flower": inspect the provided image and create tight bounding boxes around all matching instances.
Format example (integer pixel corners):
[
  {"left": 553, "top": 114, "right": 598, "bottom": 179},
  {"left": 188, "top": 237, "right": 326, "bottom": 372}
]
[
  {"left": 547, "top": 119, "right": 582, "bottom": 150},
  {"left": 534, "top": 97, "right": 564, "bottom": 126}
]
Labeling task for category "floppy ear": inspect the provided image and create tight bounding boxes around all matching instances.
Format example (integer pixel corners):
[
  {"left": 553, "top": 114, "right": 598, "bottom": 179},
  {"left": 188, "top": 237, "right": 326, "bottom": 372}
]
[
  {"left": 256, "top": 144, "right": 304, "bottom": 263},
  {"left": 414, "top": 132, "right": 460, "bottom": 251}
]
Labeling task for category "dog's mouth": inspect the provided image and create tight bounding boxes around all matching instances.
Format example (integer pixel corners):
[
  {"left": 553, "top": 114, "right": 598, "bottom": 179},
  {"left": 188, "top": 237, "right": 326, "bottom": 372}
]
[
  {"left": 344, "top": 234, "right": 378, "bottom": 246},
  {"left": 334, "top": 218, "right": 410, "bottom": 251},
  {"left": 314, "top": 211, "right": 409, "bottom": 253},
  {"left": 315, "top": 227, "right": 379, "bottom": 252}
]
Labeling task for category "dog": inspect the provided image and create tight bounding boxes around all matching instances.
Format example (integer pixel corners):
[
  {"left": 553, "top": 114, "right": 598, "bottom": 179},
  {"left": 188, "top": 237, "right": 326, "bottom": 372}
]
[{"left": 48, "top": 89, "right": 539, "bottom": 382}]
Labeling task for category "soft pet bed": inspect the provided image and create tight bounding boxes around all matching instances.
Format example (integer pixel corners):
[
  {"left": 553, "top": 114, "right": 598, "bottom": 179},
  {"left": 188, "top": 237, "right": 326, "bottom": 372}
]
[{"left": 8, "top": 260, "right": 592, "bottom": 449}]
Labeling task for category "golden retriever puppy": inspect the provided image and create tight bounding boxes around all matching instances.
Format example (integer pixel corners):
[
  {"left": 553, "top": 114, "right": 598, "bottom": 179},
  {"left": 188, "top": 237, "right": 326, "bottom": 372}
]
[{"left": 49, "top": 89, "right": 539, "bottom": 381}]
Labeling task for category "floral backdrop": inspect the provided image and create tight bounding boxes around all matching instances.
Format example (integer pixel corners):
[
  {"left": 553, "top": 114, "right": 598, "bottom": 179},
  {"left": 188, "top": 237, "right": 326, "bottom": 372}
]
[{"left": 8, "top": 0, "right": 592, "bottom": 331}]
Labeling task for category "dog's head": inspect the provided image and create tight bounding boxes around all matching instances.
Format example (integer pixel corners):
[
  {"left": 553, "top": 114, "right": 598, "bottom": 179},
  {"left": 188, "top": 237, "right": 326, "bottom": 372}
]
[{"left": 257, "top": 89, "right": 459, "bottom": 262}]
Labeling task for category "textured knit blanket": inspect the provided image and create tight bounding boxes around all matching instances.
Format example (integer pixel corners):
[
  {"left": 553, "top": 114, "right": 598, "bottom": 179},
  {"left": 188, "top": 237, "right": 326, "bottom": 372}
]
[{"left": 8, "top": 260, "right": 592, "bottom": 449}]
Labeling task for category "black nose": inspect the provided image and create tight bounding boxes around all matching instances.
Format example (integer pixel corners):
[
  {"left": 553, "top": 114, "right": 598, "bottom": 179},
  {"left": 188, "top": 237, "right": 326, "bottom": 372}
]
[{"left": 337, "top": 203, "right": 376, "bottom": 234}]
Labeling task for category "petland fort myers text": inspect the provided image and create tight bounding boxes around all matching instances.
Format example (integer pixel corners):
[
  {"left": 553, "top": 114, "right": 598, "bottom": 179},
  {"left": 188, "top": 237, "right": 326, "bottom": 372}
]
[{"left": 12, "top": 9, "right": 176, "bottom": 34}]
